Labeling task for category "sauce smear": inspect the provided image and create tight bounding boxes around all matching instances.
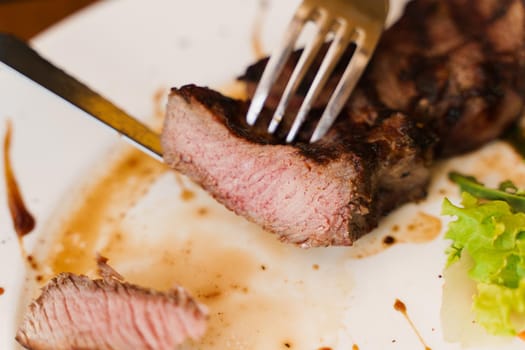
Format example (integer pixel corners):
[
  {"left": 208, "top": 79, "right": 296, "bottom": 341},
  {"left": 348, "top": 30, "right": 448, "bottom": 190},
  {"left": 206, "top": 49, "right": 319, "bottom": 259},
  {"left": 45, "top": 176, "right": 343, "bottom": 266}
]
[
  {"left": 400, "top": 212, "right": 441, "bottom": 243},
  {"left": 0, "top": 287, "right": 4, "bottom": 295},
  {"left": 3, "top": 121, "right": 35, "bottom": 242},
  {"left": 46, "top": 148, "right": 167, "bottom": 276},
  {"left": 38, "top": 144, "right": 353, "bottom": 349},
  {"left": 345, "top": 211, "right": 441, "bottom": 259},
  {"left": 394, "top": 299, "right": 431, "bottom": 350}
]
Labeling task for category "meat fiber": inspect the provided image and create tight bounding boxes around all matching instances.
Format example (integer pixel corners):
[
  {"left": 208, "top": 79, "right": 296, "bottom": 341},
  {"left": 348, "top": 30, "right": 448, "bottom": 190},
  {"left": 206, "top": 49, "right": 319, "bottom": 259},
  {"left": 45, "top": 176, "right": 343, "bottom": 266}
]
[
  {"left": 16, "top": 258, "right": 208, "bottom": 350},
  {"left": 161, "top": 0, "right": 525, "bottom": 247}
]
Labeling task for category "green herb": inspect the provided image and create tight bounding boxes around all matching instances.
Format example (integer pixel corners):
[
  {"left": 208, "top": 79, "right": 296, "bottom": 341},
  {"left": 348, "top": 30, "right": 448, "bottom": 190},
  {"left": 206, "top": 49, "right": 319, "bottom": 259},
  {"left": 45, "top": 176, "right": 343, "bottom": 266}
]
[
  {"left": 449, "top": 172, "right": 525, "bottom": 212},
  {"left": 443, "top": 174, "right": 525, "bottom": 336}
]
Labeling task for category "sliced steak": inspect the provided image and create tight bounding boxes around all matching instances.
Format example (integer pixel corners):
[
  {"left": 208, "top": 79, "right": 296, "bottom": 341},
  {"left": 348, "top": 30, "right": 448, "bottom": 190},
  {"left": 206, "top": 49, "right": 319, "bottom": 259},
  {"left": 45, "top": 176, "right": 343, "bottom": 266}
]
[
  {"left": 163, "top": 86, "right": 429, "bottom": 247},
  {"left": 161, "top": 0, "right": 525, "bottom": 247},
  {"left": 16, "top": 258, "right": 208, "bottom": 350}
]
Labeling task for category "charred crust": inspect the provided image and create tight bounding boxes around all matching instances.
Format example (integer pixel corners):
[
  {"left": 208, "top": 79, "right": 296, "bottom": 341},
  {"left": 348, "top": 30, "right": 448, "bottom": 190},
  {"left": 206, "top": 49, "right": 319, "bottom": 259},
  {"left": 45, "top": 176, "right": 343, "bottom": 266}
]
[{"left": 165, "top": 0, "right": 525, "bottom": 246}]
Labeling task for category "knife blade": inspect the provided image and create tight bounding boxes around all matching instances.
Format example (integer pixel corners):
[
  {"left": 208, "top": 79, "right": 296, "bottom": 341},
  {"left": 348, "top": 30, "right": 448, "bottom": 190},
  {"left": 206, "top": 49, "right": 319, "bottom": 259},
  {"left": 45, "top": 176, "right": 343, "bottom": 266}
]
[{"left": 0, "top": 33, "right": 163, "bottom": 161}]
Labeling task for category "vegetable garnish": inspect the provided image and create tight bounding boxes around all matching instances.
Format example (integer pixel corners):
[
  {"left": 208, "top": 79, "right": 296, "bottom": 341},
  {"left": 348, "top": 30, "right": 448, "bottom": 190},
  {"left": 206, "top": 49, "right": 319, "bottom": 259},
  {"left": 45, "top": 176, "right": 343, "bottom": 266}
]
[
  {"left": 448, "top": 172, "right": 525, "bottom": 212},
  {"left": 443, "top": 173, "right": 525, "bottom": 336}
]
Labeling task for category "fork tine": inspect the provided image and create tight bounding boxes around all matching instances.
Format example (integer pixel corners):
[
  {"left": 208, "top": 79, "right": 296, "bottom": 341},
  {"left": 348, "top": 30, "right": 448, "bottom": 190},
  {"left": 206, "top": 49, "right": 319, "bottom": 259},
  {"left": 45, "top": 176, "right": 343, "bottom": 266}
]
[
  {"left": 268, "top": 13, "right": 332, "bottom": 134},
  {"left": 246, "top": 6, "right": 311, "bottom": 126},
  {"left": 285, "top": 22, "right": 352, "bottom": 143},
  {"left": 310, "top": 29, "right": 365, "bottom": 143}
]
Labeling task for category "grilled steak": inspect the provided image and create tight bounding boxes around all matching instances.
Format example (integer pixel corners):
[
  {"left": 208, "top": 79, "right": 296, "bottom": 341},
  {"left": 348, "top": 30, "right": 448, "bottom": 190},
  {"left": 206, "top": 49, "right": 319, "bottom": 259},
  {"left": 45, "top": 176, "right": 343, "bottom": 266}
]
[
  {"left": 161, "top": 0, "right": 525, "bottom": 247},
  {"left": 16, "top": 258, "right": 208, "bottom": 350}
]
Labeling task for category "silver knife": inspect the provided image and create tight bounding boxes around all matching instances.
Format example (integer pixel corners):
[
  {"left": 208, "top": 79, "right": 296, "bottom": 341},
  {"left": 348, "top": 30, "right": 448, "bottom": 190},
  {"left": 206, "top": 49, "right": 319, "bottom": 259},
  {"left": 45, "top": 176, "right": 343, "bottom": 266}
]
[{"left": 0, "top": 33, "right": 163, "bottom": 162}]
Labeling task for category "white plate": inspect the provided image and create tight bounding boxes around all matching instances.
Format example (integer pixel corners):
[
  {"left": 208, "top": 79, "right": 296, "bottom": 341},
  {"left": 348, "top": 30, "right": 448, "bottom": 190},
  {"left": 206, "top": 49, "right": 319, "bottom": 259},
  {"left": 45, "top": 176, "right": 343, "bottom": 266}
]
[{"left": 0, "top": 1, "right": 524, "bottom": 349}]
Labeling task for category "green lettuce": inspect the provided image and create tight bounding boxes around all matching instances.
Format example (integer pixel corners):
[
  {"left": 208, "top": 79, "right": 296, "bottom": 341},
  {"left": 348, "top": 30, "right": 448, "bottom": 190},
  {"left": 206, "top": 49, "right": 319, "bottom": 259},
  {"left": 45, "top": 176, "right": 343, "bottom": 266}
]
[
  {"left": 474, "top": 281, "right": 525, "bottom": 336},
  {"left": 443, "top": 174, "right": 525, "bottom": 336}
]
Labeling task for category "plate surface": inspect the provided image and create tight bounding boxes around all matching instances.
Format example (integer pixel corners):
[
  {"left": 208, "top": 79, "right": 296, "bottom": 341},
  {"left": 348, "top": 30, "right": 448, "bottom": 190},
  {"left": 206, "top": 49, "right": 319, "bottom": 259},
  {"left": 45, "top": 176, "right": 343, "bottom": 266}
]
[{"left": 0, "top": 1, "right": 524, "bottom": 349}]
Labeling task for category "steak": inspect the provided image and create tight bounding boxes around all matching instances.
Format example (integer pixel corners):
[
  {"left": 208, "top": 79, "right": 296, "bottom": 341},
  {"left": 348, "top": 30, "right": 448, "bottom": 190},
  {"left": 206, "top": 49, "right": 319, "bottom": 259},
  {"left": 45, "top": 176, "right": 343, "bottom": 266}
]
[
  {"left": 161, "top": 0, "right": 525, "bottom": 247},
  {"left": 16, "top": 257, "right": 208, "bottom": 350}
]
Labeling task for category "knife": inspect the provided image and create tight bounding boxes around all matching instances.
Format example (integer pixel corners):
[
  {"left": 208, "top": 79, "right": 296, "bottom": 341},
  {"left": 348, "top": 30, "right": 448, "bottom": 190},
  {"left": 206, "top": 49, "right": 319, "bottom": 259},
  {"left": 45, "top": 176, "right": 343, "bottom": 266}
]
[{"left": 0, "top": 33, "right": 163, "bottom": 162}]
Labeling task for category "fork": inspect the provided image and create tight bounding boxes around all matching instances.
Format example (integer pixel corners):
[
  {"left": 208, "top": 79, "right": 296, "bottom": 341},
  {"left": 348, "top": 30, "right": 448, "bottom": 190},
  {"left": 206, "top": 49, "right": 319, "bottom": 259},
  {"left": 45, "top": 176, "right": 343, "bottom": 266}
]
[{"left": 246, "top": 0, "right": 389, "bottom": 143}]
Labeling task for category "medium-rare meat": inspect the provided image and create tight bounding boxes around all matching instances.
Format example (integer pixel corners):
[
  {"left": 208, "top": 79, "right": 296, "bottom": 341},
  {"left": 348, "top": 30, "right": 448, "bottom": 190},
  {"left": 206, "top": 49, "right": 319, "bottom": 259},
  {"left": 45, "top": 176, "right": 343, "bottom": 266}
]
[
  {"left": 16, "top": 257, "right": 208, "bottom": 350},
  {"left": 161, "top": 0, "right": 525, "bottom": 247}
]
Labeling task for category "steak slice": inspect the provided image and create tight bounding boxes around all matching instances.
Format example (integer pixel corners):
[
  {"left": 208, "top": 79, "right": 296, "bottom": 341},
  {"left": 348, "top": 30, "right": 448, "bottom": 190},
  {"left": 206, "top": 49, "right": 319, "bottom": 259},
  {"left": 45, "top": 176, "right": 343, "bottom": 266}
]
[
  {"left": 161, "top": 0, "right": 525, "bottom": 247},
  {"left": 16, "top": 258, "right": 208, "bottom": 350},
  {"left": 163, "top": 86, "right": 429, "bottom": 246}
]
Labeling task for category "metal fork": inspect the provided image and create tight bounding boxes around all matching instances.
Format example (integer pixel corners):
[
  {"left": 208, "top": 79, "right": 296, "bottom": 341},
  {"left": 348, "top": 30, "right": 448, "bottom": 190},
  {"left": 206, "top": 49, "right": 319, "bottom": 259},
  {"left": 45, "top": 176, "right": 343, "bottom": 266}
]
[{"left": 246, "top": 0, "right": 389, "bottom": 143}]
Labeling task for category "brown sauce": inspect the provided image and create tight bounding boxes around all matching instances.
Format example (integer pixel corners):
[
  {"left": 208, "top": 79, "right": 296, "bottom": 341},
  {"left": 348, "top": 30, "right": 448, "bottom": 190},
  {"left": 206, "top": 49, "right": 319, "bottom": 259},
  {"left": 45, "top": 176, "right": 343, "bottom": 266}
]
[
  {"left": 174, "top": 173, "right": 196, "bottom": 201},
  {"left": 400, "top": 212, "right": 441, "bottom": 243},
  {"left": 26, "top": 255, "right": 38, "bottom": 270},
  {"left": 44, "top": 148, "right": 167, "bottom": 277},
  {"left": 383, "top": 235, "right": 396, "bottom": 245},
  {"left": 394, "top": 299, "right": 432, "bottom": 350},
  {"left": 37, "top": 145, "right": 350, "bottom": 349},
  {"left": 3, "top": 121, "right": 35, "bottom": 241},
  {"left": 346, "top": 211, "right": 442, "bottom": 259},
  {"left": 394, "top": 299, "right": 406, "bottom": 313},
  {"left": 108, "top": 232, "right": 315, "bottom": 349},
  {"left": 0, "top": 287, "right": 4, "bottom": 296},
  {"left": 181, "top": 189, "right": 195, "bottom": 201},
  {"left": 107, "top": 234, "right": 259, "bottom": 299},
  {"left": 196, "top": 207, "right": 209, "bottom": 216}
]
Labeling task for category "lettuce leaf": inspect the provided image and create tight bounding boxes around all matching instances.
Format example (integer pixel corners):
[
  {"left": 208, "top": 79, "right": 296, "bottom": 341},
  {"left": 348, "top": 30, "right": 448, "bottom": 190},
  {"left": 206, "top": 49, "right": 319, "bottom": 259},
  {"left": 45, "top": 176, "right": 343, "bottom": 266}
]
[
  {"left": 474, "top": 281, "right": 525, "bottom": 336},
  {"left": 443, "top": 186, "right": 525, "bottom": 336}
]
